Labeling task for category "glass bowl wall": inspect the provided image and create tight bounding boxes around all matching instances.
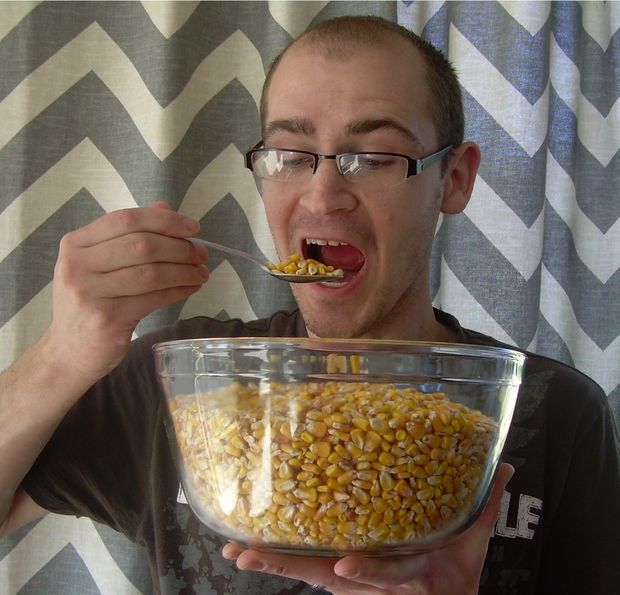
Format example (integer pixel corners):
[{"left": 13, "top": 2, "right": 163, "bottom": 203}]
[{"left": 154, "top": 338, "right": 525, "bottom": 557}]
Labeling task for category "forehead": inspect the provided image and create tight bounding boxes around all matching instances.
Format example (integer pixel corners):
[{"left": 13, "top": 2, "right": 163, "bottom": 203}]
[{"left": 264, "top": 36, "right": 437, "bottom": 147}]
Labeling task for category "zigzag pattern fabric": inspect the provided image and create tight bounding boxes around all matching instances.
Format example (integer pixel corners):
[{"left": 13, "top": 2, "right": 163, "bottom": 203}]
[{"left": 0, "top": 1, "right": 617, "bottom": 593}]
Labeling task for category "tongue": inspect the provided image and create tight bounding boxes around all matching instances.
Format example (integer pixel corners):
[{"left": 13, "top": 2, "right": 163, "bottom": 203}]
[{"left": 318, "top": 245, "right": 365, "bottom": 271}]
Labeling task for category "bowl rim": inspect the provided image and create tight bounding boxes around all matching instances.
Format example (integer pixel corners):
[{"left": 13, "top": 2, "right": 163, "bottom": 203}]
[{"left": 153, "top": 336, "right": 526, "bottom": 364}]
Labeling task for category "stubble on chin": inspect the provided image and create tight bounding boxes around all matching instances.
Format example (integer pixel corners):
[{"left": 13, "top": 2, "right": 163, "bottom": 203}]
[{"left": 294, "top": 290, "right": 384, "bottom": 340}]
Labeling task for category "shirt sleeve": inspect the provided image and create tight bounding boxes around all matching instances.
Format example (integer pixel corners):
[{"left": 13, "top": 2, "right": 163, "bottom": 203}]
[{"left": 21, "top": 330, "right": 164, "bottom": 541}]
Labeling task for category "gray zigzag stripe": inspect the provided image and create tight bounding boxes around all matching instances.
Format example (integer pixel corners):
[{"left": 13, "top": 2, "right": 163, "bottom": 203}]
[
  {"left": 434, "top": 216, "right": 542, "bottom": 348},
  {"left": 0, "top": 1, "right": 287, "bottom": 101},
  {"left": 1, "top": 1, "right": 397, "bottom": 102},
  {"left": 0, "top": 190, "right": 106, "bottom": 328},
  {"left": 22, "top": 545, "right": 103, "bottom": 593},
  {"left": 0, "top": 77, "right": 261, "bottom": 210},
  {"left": 547, "top": 90, "right": 619, "bottom": 231},
  {"left": 423, "top": 1, "right": 617, "bottom": 115},
  {"left": 443, "top": 2, "right": 550, "bottom": 103},
  {"left": 418, "top": 6, "right": 618, "bottom": 232},
  {"left": 464, "top": 96, "right": 547, "bottom": 227},
  {"left": 542, "top": 209, "right": 619, "bottom": 348},
  {"left": 93, "top": 523, "right": 152, "bottom": 592},
  {"left": 552, "top": 2, "right": 619, "bottom": 114},
  {"left": 434, "top": 206, "right": 620, "bottom": 349}
]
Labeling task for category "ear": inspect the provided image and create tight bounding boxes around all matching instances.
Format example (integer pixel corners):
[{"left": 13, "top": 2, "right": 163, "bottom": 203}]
[{"left": 440, "top": 142, "right": 481, "bottom": 214}]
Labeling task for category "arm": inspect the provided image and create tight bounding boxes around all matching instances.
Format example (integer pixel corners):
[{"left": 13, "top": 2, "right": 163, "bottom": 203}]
[
  {"left": 0, "top": 203, "right": 208, "bottom": 537},
  {"left": 222, "top": 463, "right": 514, "bottom": 594}
]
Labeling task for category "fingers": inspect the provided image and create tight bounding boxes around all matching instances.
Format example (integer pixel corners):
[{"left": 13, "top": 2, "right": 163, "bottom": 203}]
[
  {"left": 80, "top": 232, "right": 207, "bottom": 274},
  {"left": 95, "top": 262, "right": 210, "bottom": 298},
  {"left": 333, "top": 554, "right": 427, "bottom": 590},
  {"left": 224, "top": 547, "right": 350, "bottom": 593},
  {"left": 66, "top": 203, "right": 199, "bottom": 247},
  {"left": 221, "top": 465, "right": 516, "bottom": 595},
  {"left": 476, "top": 462, "right": 514, "bottom": 539},
  {"left": 55, "top": 205, "right": 209, "bottom": 299}
]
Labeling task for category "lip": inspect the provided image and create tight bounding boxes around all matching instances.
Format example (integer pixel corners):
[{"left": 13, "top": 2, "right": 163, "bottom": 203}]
[{"left": 312, "top": 262, "right": 366, "bottom": 294}]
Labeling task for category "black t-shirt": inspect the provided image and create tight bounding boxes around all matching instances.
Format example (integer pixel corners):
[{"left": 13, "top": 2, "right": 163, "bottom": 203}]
[{"left": 22, "top": 309, "right": 620, "bottom": 594}]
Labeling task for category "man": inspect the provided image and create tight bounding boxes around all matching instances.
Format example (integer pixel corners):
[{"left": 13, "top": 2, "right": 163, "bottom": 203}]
[{"left": 1, "top": 15, "right": 618, "bottom": 595}]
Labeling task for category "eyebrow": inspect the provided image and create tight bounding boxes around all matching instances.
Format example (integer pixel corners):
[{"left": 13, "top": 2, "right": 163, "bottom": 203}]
[
  {"left": 263, "top": 118, "right": 315, "bottom": 140},
  {"left": 345, "top": 118, "right": 424, "bottom": 150},
  {"left": 263, "top": 116, "right": 424, "bottom": 150}
]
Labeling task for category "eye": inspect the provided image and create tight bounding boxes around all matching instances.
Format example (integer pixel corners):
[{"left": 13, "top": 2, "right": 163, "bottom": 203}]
[
  {"left": 357, "top": 154, "right": 397, "bottom": 169},
  {"left": 282, "top": 153, "right": 314, "bottom": 169},
  {"left": 340, "top": 153, "right": 398, "bottom": 176}
]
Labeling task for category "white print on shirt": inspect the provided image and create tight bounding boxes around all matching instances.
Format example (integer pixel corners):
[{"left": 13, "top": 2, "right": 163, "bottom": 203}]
[{"left": 494, "top": 490, "right": 543, "bottom": 539}]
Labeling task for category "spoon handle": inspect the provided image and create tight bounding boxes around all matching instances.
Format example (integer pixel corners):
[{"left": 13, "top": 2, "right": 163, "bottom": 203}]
[{"left": 189, "top": 238, "right": 268, "bottom": 268}]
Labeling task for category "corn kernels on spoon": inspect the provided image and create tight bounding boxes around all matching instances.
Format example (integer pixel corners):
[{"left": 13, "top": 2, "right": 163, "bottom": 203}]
[{"left": 190, "top": 238, "right": 344, "bottom": 283}]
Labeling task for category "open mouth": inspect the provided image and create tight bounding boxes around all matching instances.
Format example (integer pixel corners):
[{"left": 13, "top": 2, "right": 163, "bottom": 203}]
[{"left": 302, "top": 238, "right": 366, "bottom": 281}]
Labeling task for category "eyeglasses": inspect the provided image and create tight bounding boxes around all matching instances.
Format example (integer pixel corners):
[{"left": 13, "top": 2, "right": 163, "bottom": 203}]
[{"left": 244, "top": 144, "right": 453, "bottom": 188}]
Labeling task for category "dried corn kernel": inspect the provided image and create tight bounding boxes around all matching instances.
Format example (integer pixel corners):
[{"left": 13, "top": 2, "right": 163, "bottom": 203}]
[
  {"left": 170, "top": 380, "right": 496, "bottom": 551},
  {"left": 267, "top": 253, "right": 343, "bottom": 278}
]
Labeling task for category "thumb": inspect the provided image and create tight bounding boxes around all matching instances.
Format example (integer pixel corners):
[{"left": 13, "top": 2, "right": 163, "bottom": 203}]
[{"left": 478, "top": 462, "right": 514, "bottom": 537}]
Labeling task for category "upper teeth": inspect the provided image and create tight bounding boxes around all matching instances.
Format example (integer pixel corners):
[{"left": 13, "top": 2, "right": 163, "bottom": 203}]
[{"left": 306, "top": 238, "right": 348, "bottom": 246}]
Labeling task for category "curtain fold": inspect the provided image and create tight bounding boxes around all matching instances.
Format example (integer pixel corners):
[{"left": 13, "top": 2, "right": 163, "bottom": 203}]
[{"left": 0, "top": 1, "right": 617, "bottom": 593}]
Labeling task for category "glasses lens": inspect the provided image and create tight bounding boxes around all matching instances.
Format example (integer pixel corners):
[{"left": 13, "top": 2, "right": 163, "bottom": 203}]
[
  {"left": 338, "top": 153, "right": 408, "bottom": 186},
  {"left": 252, "top": 150, "right": 314, "bottom": 182}
]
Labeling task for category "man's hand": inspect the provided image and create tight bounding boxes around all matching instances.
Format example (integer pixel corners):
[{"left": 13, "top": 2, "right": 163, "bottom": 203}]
[
  {"left": 222, "top": 463, "right": 513, "bottom": 594},
  {"left": 0, "top": 202, "right": 209, "bottom": 535},
  {"left": 44, "top": 202, "right": 209, "bottom": 386}
]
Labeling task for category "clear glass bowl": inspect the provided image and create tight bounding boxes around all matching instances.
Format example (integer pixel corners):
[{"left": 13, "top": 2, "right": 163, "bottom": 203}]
[{"left": 153, "top": 338, "right": 525, "bottom": 557}]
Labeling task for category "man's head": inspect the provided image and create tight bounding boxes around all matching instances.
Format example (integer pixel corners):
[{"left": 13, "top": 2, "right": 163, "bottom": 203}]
[
  {"left": 261, "top": 16, "right": 465, "bottom": 158},
  {"left": 254, "top": 16, "right": 480, "bottom": 341}
]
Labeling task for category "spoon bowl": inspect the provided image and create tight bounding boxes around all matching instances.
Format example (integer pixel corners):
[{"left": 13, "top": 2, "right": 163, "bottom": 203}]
[{"left": 190, "top": 238, "right": 343, "bottom": 283}]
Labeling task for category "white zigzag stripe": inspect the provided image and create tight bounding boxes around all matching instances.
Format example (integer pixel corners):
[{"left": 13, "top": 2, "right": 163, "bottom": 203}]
[
  {"left": 0, "top": 23, "right": 265, "bottom": 159},
  {"left": 540, "top": 265, "right": 619, "bottom": 395},
  {"left": 268, "top": 0, "right": 329, "bottom": 39},
  {"left": 0, "top": 514, "right": 141, "bottom": 594},
  {"left": 434, "top": 256, "right": 515, "bottom": 345},
  {"left": 580, "top": 0, "right": 620, "bottom": 51},
  {"left": 550, "top": 34, "right": 619, "bottom": 167},
  {"left": 0, "top": 282, "right": 52, "bottom": 371},
  {"left": 141, "top": 0, "right": 200, "bottom": 39},
  {"left": 179, "top": 144, "right": 278, "bottom": 263},
  {"left": 466, "top": 175, "right": 544, "bottom": 280},
  {"left": 0, "top": 1, "right": 40, "bottom": 40},
  {"left": 0, "top": 139, "right": 136, "bottom": 263},
  {"left": 545, "top": 150, "right": 620, "bottom": 283},
  {"left": 180, "top": 260, "right": 257, "bottom": 321},
  {"left": 499, "top": 1, "right": 550, "bottom": 36},
  {"left": 449, "top": 23, "right": 549, "bottom": 157}
]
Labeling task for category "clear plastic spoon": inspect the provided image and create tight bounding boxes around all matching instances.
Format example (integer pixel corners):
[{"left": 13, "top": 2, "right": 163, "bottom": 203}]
[{"left": 190, "top": 238, "right": 343, "bottom": 283}]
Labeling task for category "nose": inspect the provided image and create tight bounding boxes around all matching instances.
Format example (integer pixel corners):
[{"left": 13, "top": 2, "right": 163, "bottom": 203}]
[{"left": 298, "top": 159, "right": 358, "bottom": 215}]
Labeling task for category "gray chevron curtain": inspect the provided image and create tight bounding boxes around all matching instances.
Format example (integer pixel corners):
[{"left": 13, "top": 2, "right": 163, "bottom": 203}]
[{"left": 0, "top": 1, "right": 618, "bottom": 593}]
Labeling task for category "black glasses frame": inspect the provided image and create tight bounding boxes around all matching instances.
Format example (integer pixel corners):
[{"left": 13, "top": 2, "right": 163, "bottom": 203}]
[{"left": 244, "top": 143, "right": 453, "bottom": 178}]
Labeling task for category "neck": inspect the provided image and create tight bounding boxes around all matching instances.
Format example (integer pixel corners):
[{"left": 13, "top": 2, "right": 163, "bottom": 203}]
[{"left": 306, "top": 302, "right": 457, "bottom": 343}]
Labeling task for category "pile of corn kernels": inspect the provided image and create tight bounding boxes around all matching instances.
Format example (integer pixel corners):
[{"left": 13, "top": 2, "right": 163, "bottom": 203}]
[
  {"left": 170, "top": 381, "right": 496, "bottom": 550},
  {"left": 267, "top": 252, "right": 343, "bottom": 278}
]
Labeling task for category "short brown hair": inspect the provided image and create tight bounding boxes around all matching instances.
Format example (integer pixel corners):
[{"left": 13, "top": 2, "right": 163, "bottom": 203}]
[{"left": 260, "top": 15, "right": 464, "bottom": 150}]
